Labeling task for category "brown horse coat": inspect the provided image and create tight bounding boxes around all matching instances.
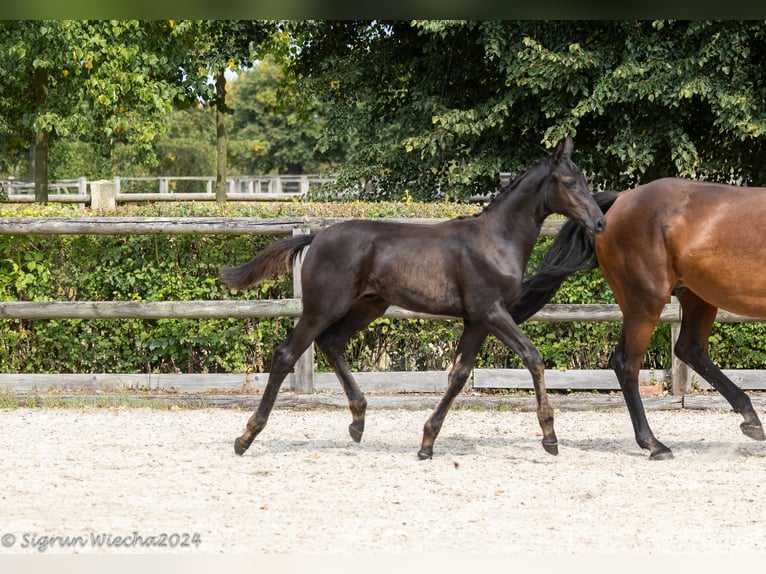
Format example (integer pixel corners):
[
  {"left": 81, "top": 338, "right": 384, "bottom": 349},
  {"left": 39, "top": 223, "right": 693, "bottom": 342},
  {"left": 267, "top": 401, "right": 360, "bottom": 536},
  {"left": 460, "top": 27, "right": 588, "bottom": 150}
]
[{"left": 514, "top": 177, "right": 766, "bottom": 459}]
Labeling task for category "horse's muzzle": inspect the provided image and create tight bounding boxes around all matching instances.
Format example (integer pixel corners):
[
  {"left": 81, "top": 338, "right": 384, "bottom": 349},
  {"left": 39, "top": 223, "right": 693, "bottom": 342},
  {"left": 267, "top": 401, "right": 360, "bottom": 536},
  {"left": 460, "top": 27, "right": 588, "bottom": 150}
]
[
  {"left": 585, "top": 215, "right": 606, "bottom": 236},
  {"left": 594, "top": 216, "right": 606, "bottom": 235}
]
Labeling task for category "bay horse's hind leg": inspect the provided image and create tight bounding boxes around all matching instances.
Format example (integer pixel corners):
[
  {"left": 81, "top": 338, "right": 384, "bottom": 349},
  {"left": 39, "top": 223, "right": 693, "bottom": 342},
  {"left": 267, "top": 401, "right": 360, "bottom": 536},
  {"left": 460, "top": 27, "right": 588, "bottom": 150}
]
[
  {"left": 418, "top": 322, "right": 488, "bottom": 460},
  {"left": 673, "top": 290, "right": 765, "bottom": 441},
  {"left": 234, "top": 315, "right": 333, "bottom": 456},
  {"left": 315, "top": 296, "right": 390, "bottom": 443}
]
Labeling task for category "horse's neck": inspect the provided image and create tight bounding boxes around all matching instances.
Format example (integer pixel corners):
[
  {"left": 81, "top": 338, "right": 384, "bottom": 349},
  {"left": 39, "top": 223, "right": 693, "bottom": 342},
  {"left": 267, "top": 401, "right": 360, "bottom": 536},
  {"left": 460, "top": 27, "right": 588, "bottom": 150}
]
[{"left": 482, "top": 175, "right": 547, "bottom": 239}]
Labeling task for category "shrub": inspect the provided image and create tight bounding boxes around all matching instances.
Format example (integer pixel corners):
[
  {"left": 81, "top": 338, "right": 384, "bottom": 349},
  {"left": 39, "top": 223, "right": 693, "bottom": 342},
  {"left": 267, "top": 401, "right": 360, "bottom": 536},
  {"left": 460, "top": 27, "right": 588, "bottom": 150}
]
[{"left": 1, "top": 201, "right": 761, "bottom": 374}]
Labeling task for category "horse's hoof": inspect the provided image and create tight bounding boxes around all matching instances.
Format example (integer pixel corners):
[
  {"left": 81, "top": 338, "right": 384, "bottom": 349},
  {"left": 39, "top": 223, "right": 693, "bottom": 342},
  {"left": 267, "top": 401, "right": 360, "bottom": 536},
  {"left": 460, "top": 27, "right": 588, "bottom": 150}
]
[
  {"left": 348, "top": 423, "right": 364, "bottom": 443},
  {"left": 234, "top": 437, "right": 249, "bottom": 456},
  {"left": 542, "top": 440, "right": 559, "bottom": 456},
  {"left": 417, "top": 448, "right": 433, "bottom": 460},
  {"left": 649, "top": 448, "right": 674, "bottom": 461},
  {"left": 740, "top": 422, "right": 766, "bottom": 441}
]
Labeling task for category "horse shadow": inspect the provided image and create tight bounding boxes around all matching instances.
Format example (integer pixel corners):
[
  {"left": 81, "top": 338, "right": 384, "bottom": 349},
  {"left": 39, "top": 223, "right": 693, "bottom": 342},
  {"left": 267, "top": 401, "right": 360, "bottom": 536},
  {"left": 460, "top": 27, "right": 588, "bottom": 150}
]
[{"left": 231, "top": 431, "right": 765, "bottom": 461}]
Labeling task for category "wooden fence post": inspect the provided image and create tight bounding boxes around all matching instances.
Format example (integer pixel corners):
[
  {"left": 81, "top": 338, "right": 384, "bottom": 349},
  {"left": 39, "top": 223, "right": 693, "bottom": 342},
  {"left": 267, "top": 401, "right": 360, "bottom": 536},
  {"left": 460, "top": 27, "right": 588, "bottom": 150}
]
[
  {"left": 291, "top": 227, "right": 314, "bottom": 394},
  {"left": 670, "top": 295, "right": 691, "bottom": 395},
  {"left": 90, "top": 180, "right": 116, "bottom": 210}
]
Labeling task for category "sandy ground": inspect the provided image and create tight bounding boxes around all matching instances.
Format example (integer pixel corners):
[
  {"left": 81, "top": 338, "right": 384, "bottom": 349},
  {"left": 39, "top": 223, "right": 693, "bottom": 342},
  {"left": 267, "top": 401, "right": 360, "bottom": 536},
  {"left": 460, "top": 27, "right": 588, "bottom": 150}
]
[{"left": 2, "top": 398, "right": 766, "bottom": 556}]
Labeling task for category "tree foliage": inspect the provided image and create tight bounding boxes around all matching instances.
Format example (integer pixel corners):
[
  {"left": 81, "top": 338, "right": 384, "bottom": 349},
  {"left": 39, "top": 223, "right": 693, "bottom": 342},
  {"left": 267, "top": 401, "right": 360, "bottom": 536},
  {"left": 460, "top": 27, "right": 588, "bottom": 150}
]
[
  {"left": 291, "top": 20, "right": 766, "bottom": 200},
  {"left": 0, "top": 20, "right": 209, "bottom": 200},
  {"left": 176, "top": 20, "right": 283, "bottom": 199},
  {"left": 227, "top": 58, "right": 343, "bottom": 174},
  {"left": 5, "top": 20, "right": 766, "bottom": 203}
]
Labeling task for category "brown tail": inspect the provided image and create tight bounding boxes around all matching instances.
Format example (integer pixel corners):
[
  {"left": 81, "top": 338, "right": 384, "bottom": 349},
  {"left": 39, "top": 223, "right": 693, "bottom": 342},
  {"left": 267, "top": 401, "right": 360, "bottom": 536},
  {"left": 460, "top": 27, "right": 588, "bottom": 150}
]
[{"left": 219, "top": 234, "right": 315, "bottom": 290}]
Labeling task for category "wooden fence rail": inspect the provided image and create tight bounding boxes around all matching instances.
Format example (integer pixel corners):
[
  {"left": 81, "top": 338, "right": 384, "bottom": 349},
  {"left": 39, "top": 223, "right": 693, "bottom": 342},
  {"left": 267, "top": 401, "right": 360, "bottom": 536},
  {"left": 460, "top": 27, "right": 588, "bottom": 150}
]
[
  {"left": 0, "top": 216, "right": 487, "bottom": 236},
  {"left": 0, "top": 216, "right": 764, "bottom": 396}
]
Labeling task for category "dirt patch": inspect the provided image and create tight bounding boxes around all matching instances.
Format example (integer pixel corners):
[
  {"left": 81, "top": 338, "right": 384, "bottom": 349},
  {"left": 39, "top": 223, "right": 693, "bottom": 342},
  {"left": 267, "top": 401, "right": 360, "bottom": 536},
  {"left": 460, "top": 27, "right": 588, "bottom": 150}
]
[{"left": 2, "top": 399, "right": 766, "bottom": 554}]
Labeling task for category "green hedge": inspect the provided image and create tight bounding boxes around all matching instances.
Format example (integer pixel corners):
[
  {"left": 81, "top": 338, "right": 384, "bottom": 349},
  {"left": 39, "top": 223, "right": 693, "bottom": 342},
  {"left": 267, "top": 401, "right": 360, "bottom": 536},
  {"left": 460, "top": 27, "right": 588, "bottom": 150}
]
[{"left": 0, "top": 201, "right": 763, "bottom": 374}]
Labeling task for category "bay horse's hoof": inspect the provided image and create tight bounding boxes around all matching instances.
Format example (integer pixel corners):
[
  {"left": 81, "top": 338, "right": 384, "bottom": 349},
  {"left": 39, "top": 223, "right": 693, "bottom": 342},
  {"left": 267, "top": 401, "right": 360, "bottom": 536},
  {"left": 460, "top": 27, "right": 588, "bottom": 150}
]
[
  {"left": 348, "top": 423, "right": 364, "bottom": 443},
  {"left": 542, "top": 439, "right": 559, "bottom": 456},
  {"left": 234, "top": 437, "right": 249, "bottom": 456},
  {"left": 417, "top": 448, "right": 433, "bottom": 460},
  {"left": 648, "top": 448, "right": 674, "bottom": 461},
  {"left": 740, "top": 422, "right": 766, "bottom": 441}
]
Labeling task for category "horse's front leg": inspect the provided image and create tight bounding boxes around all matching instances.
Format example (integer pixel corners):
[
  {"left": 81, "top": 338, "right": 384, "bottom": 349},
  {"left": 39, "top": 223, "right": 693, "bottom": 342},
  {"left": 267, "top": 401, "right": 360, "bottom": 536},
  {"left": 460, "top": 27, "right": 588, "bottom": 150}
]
[
  {"left": 611, "top": 326, "right": 673, "bottom": 460},
  {"left": 484, "top": 305, "right": 558, "bottom": 455},
  {"left": 528, "top": 361, "right": 558, "bottom": 455}
]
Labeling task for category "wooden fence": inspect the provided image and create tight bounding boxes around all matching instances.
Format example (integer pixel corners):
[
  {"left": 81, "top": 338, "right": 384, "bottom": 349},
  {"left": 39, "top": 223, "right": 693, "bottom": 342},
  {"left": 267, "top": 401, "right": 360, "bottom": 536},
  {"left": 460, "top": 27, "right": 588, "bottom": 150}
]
[{"left": 0, "top": 215, "right": 764, "bottom": 396}]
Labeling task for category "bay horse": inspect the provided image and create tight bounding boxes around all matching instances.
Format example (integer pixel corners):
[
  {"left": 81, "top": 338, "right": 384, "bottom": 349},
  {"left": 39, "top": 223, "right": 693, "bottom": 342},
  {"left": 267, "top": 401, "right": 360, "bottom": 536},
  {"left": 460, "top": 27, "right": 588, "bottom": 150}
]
[
  {"left": 220, "top": 136, "right": 606, "bottom": 459},
  {"left": 513, "top": 178, "right": 766, "bottom": 460}
]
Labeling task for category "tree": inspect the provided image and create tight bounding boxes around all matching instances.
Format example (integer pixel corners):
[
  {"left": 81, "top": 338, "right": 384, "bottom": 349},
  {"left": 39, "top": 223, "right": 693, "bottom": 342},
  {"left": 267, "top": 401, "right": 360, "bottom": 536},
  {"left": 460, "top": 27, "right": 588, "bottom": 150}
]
[
  {"left": 290, "top": 20, "right": 766, "bottom": 200},
  {"left": 0, "top": 21, "right": 83, "bottom": 202},
  {"left": 182, "top": 20, "right": 285, "bottom": 200},
  {"left": 152, "top": 105, "right": 217, "bottom": 188},
  {"left": 226, "top": 58, "right": 343, "bottom": 175},
  {"left": 0, "top": 20, "right": 209, "bottom": 203}
]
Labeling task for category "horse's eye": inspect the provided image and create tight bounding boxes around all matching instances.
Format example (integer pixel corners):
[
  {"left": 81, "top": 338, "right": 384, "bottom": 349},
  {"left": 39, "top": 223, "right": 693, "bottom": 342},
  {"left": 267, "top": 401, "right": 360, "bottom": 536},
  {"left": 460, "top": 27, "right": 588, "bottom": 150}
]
[{"left": 564, "top": 180, "right": 577, "bottom": 190}]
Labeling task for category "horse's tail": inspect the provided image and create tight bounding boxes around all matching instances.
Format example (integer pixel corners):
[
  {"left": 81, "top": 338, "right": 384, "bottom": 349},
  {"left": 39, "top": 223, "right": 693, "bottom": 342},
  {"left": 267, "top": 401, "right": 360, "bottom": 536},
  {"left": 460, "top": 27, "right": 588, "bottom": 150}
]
[
  {"left": 219, "top": 234, "right": 315, "bottom": 290},
  {"left": 511, "top": 191, "right": 618, "bottom": 323}
]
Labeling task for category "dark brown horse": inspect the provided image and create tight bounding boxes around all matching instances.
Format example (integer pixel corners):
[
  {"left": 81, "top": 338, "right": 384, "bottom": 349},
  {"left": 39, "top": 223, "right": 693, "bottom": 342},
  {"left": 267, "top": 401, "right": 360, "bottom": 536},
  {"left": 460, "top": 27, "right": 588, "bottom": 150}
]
[
  {"left": 220, "top": 136, "right": 606, "bottom": 458},
  {"left": 513, "top": 178, "right": 766, "bottom": 460}
]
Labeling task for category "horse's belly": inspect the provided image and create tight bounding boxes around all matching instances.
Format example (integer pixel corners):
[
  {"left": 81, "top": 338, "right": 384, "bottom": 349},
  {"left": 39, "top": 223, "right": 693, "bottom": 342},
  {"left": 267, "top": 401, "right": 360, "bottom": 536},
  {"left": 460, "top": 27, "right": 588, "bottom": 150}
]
[
  {"left": 671, "top": 215, "right": 766, "bottom": 317},
  {"left": 376, "top": 277, "right": 464, "bottom": 317},
  {"left": 682, "top": 264, "right": 766, "bottom": 318}
]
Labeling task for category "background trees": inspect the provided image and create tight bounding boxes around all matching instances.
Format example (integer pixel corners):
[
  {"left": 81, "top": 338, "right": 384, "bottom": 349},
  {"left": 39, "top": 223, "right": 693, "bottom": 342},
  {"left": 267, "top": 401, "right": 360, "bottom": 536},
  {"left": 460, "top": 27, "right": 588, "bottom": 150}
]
[
  {"left": 181, "top": 20, "right": 280, "bottom": 199},
  {"left": 227, "top": 57, "right": 344, "bottom": 175},
  {"left": 2, "top": 20, "right": 766, "bottom": 202},
  {"left": 291, "top": 20, "right": 766, "bottom": 200},
  {"left": 0, "top": 20, "right": 209, "bottom": 202}
]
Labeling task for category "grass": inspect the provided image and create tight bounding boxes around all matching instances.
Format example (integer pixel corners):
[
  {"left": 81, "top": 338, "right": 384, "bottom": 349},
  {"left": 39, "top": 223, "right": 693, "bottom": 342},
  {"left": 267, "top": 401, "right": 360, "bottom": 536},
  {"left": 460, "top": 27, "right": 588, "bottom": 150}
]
[{"left": 0, "top": 388, "right": 216, "bottom": 410}]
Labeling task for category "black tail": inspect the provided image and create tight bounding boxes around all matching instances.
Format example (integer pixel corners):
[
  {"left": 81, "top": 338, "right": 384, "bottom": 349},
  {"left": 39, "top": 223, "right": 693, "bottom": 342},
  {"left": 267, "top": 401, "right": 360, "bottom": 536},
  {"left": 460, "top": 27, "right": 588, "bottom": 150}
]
[
  {"left": 511, "top": 191, "right": 618, "bottom": 323},
  {"left": 219, "top": 234, "right": 315, "bottom": 290}
]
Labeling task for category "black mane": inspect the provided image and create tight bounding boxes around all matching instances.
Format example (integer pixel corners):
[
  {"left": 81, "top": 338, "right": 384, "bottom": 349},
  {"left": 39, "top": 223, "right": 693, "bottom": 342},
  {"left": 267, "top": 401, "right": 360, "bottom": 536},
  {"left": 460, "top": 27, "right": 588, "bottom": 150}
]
[{"left": 469, "top": 157, "right": 546, "bottom": 218}]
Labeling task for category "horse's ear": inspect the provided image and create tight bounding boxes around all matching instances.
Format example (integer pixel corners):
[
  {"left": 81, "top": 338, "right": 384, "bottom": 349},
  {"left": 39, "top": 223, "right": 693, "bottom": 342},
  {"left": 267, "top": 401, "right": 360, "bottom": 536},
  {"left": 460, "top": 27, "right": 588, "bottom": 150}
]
[{"left": 553, "top": 135, "right": 574, "bottom": 163}]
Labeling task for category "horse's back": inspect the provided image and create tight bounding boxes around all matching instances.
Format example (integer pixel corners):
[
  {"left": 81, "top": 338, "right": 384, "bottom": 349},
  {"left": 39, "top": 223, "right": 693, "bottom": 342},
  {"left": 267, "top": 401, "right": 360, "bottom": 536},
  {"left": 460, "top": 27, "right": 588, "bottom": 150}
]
[
  {"left": 306, "top": 218, "right": 469, "bottom": 262},
  {"left": 598, "top": 178, "right": 766, "bottom": 317},
  {"left": 299, "top": 217, "right": 480, "bottom": 317}
]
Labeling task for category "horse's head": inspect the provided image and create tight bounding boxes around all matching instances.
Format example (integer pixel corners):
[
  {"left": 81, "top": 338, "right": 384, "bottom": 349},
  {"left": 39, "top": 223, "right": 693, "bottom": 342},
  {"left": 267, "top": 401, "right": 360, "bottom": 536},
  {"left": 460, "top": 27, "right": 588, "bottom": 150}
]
[{"left": 544, "top": 136, "right": 606, "bottom": 237}]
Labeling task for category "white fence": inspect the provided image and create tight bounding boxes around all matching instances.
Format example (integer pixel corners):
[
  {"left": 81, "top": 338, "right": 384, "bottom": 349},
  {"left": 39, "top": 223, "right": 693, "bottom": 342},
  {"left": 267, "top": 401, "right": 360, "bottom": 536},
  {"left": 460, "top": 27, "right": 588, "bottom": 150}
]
[
  {"left": 1, "top": 173, "right": 508, "bottom": 205},
  {"left": 0, "top": 174, "right": 336, "bottom": 204}
]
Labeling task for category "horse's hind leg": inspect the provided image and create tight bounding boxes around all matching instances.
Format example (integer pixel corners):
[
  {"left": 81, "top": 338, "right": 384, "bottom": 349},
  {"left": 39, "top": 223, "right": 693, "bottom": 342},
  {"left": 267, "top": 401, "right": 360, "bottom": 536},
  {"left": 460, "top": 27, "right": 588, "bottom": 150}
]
[
  {"left": 235, "top": 315, "right": 332, "bottom": 456},
  {"left": 418, "top": 322, "right": 488, "bottom": 460},
  {"left": 674, "top": 290, "right": 765, "bottom": 441},
  {"left": 315, "top": 297, "right": 389, "bottom": 443}
]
